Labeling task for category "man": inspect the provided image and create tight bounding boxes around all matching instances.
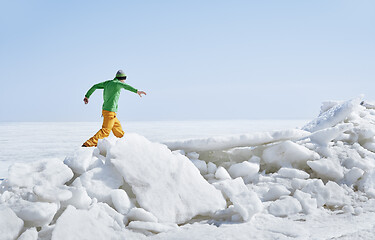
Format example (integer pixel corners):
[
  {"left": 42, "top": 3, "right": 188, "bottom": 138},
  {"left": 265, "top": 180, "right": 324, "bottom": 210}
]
[{"left": 82, "top": 70, "right": 146, "bottom": 147}]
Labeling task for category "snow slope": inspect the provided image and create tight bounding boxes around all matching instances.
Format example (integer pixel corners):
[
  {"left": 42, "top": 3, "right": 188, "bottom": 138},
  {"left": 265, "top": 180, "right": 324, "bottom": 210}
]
[{"left": 2, "top": 97, "right": 375, "bottom": 239}]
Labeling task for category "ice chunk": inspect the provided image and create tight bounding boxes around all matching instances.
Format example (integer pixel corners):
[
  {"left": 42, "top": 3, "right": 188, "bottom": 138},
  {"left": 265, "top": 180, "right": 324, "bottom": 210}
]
[
  {"left": 325, "top": 181, "right": 350, "bottom": 207},
  {"left": 262, "top": 185, "right": 291, "bottom": 202},
  {"left": 262, "top": 141, "right": 318, "bottom": 169},
  {"left": 303, "top": 98, "right": 361, "bottom": 132},
  {"left": 33, "top": 185, "right": 72, "bottom": 202},
  {"left": 215, "top": 166, "right": 232, "bottom": 180},
  {"left": 186, "top": 152, "right": 199, "bottom": 159},
  {"left": 89, "top": 203, "right": 126, "bottom": 229},
  {"left": 291, "top": 178, "right": 310, "bottom": 191},
  {"left": 293, "top": 190, "right": 317, "bottom": 214},
  {"left": 228, "top": 161, "right": 259, "bottom": 179},
  {"left": 7, "top": 198, "right": 58, "bottom": 227},
  {"left": 64, "top": 148, "right": 102, "bottom": 175},
  {"left": 307, "top": 158, "right": 344, "bottom": 181},
  {"left": 301, "top": 179, "right": 329, "bottom": 207},
  {"left": 72, "top": 164, "right": 123, "bottom": 205},
  {"left": 207, "top": 162, "right": 217, "bottom": 174},
  {"left": 7, "top": 158, "right": 73, "bottom": 188},
  {"left": 344, "top": 167, "right": 364, "bottom": 185},
  {"left": 277, "top": 167, "right": 310, "bottom": 179},
  {"left": 111, "top": 189, "right": 133, "bottom": 215},
  {"left": 109, "top": 134, "right": 226, "bottom": 224},
  {"left": 309, "top": 123, "right": 353, "bottom": 146},
  {"left": 0, "top": 206, "right": 24, "bottom": 240},
  {"left": 342, "top": 205, "right": 354, "bottom": 214},
  {"left": 96, "top": 137, "right": 117, "bottom": 157},
  {"left": 355, "top": 125, "right": 375, "bottom": 141},
  {"left": 38, "top": 225, "right": 55, "bottom": 240},
  {"left": 213, "top": 178, "right": 262, "bottom": 221},
  {"left": 342, "top": 147, "right": 375, "bottom": 171},
  {"left": 127, "top": 208, "right": 158, "bottom": 223},
  {"left": 358, "top": 169, "right": 375, "bottom": 198},
  {"left": 190, "top": 159, "right": 208, "bottom": 174},
  {"left": 52, "top": 204, "right": 128, "bottom": 240},
  {"left": 61, "top": 186, "right": 92, "bottom": 209},
  {"left": 127, "top": 221, "right": 178, "bottom": 233},
  {"left": 18, "top": 227, "right": 38, "bottom": 240},
  {"left": 164, "top": 129, "right": 310, "bottom": 152},
  {"left": 268, "top": 196, "right": 302, "bottom": 217},
  {"left": 362, "top": 141, "right": 375, "bottom": 152},
  {"left": 354, "top": 207, "right": 363, "bottom": 215},
  {"left": 319, "top": 101, "right": 342, "bottom": 114}
]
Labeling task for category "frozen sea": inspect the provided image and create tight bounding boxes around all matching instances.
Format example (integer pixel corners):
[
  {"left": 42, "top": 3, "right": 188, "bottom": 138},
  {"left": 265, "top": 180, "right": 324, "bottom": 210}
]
[
  {"left": 4, "top": 99, "right": 375, "bottom": 239},
  {"left": 0, "top": 120, "right": 307, "bottom": 179}
]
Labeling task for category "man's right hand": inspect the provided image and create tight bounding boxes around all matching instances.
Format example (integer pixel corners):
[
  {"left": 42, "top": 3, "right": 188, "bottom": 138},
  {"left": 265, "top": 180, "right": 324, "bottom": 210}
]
[
  {"left": 84, "top": 97, "right": 89, "bottom": 104},
  {"left": 137, "top": 91, "right": 147, "bottom": 97}
]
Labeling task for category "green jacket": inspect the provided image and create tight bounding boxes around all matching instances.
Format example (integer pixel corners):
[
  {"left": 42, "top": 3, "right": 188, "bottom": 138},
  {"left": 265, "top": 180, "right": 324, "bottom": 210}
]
[{"left": 85, "top": 79, "right": 138, "bottom": 112}]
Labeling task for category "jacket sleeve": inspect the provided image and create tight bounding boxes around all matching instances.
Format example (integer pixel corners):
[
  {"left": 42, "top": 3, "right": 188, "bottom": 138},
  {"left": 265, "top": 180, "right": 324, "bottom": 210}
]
[
  {"left": 85, "top": 82, "right": 105, "bottom": 98},
  {"left": 119, "top": 82, "right": 138, "bottom": 93}
]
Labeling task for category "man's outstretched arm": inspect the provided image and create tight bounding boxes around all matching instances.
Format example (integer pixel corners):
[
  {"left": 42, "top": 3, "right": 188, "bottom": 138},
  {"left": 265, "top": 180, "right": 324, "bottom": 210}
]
[
  {"left": 83, "top": 82, "right": 105, "bottom": 104},
  {"left": 119, "top": 82, "right": 147, "bottom": 97}
]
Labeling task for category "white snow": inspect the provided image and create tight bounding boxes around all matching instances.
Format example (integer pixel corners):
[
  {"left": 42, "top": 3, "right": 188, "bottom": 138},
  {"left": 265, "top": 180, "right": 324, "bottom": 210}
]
[{"left": 3, "top": 97, "right": 375, "bottom": 239}]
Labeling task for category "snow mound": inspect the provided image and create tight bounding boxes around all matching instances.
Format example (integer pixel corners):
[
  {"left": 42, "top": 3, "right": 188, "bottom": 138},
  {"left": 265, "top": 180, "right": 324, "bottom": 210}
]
[
  {"left": 3, "top": 97, "right": 375, "bottom": 238},
  {"left": 109, "top": 134, "right": 226, "bottom": 224}
]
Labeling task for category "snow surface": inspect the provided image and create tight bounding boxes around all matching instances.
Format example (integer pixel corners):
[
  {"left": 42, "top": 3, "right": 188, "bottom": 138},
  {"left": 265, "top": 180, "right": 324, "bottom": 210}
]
[{"left": 3, "top": 97, "right": 375, "bottom": 239}]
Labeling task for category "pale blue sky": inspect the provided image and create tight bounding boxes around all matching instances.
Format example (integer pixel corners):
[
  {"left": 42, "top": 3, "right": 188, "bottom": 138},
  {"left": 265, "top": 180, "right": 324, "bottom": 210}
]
[{"left": 1, "top": 0, "right": 374, "bottom": 122}]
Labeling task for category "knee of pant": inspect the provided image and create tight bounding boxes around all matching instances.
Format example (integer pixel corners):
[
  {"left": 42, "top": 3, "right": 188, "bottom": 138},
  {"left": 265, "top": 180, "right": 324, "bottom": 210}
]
[
  {"left": 114, "top": 131, "right": 124, "bottom": 138},
  {"left": 102, "top": 128, "right": 111, "bottom": 136}
]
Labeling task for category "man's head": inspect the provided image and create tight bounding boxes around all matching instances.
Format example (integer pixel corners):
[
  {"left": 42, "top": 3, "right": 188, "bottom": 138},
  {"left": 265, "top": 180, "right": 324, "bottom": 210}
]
[{"left": 116, "top": 70, "right": 127, "bottom": 82}]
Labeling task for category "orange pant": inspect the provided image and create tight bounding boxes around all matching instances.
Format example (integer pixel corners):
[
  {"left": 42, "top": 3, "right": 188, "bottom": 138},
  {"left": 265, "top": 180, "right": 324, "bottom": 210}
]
[{"left": 84, "top": 110, "right": 124, "bottom": 147}]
